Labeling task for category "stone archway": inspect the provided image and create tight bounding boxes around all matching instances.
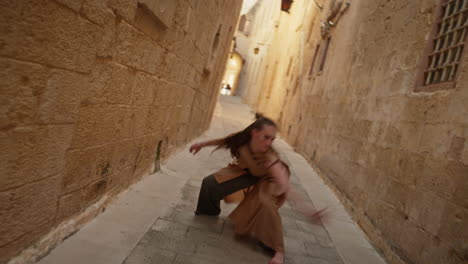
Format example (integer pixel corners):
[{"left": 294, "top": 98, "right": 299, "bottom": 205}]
[{"left": 220, "top": 51, "right": 244, "bottom": 96}]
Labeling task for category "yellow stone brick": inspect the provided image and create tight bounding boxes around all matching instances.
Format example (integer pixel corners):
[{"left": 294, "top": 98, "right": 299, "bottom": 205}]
[
  {"left": 115, "top": 21, "right": 164, "bottom": 74},
  {"left": 0, "top": 125, "right": 73, "bottom": 191},
  {"left": 0, "top": 0, "right": 101, "bottom": 72},
  {"left": 39, "top": 69, "right": 87, "bottom": 124},
  {"left": 0, "top": 176, "right": 60, "bottom": 246},
  {"left": 0, "top": 58, "right": 47, "bottom": 128}
]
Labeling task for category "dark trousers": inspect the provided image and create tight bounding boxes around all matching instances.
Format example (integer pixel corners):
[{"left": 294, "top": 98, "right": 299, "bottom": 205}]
[{"left": 195, "top": 173, "right": 259, "bottom": 216}]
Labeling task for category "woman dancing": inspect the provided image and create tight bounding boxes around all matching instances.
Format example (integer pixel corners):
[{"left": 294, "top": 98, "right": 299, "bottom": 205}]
[{"left": 190, "top": 114, "right": 326, "bottom": 264}]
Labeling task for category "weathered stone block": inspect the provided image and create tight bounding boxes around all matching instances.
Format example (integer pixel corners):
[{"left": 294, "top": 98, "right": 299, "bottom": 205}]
[
  {"left": 133, "top": 72, "right": 157, "bottom": 106},
  {"left": 38, "top": 69, "right": 87, "bottom": 124},
  {"left": 402, "top": 94, "right": 451, "bottom": 123},
  {"left": 174, "top": 0, "right": 191, "bottom": 31},
  {"left": 115, "top": 21, "right": 164, "bottom": 74},
  {"left": 0, "top": 125, "right": 73, "bottom": 191},
  {"left": 97, "top": 10, "right": 118, "bottom": 58},
  {"left": 419, "top": 123, "right": 461, "bottom": 159},
  {"left": 419, "top": 237, "right": 464, "bottom": 264},
  {"left": 71, "top": 104, "right": 127, "bottom": 148},
  {"left": 108, "top": 0, "right": 138, "bottom": 22},
  {"left": 405, "top": 190, "right": 445, "bottom": 236},
  {"left": 166, "top": 56, "right": 187, "bottom": 83},
  {"left": 419, "top": 156, "right": 455, "bottom": 201},
  {"left": 0, "top": 176, "right": 59, "bottom": 246},
  {"left": 0, "top": 58, "right": 47, "bottom": 129},
  {"left": 152, "top": 79, "right": 169, "bottom": 106},
  {"left": 115, "top": 106, "right": 135, "bottom": 140},
  {"left": 446, "top": 161, "right": 468, "bottom": 209},
  {"left": 157, "top": 28, "right": 185, "bottom": 56},
  {"left": 448, "top": 136, "right": 465, "bottom": 160},
  {"left": 437, "top": 201, "right": 468, "bottom": 259},
  {"left": 382, "top": 125, "right": 402, "bottom": 148},
  {"left": 172, "top": 35, "right": 197, "bottom": 63},
  {"left": 56, "top": 189, "right": 83, "bottom": 223},
  {"left": 87, "top": 62, "right": 136, "bottom": 105},
  {"left": 395, "top": 151, "right": 423, "bottom": 187},
  {"left": 81, "top": 0, "right": 111, "bottom": 25},
  {"left": 0, "top": 220, "right": 52, "bottom": 263},
  {"left": 395, "top": 219, "right": 432, "bottom": 263},
  {"left": 131, "top": 107, "right": 149, "bottom": 137},
  {"left": 111, "top": 139, "right": 137, "bottom": 170},
  {"left": 397, "top": 121, "right": 424, "bottom": 152},
  {"left": 55, "top": 0, "right": 82, "bottom": 11},
  {"left": 365, "top": 200, "right": 404, "bottom": 245},
  {"left": 107, "top": 166, "right": 133, "bottom": 194},
  {"left": 380, "top": 179, "right": 410, "bottom": 212},
  {"left": 138, "top": 0, "right": 176, "bottom": 28},
  {"left": 82, "top": 178, "right": 108, "bottom": 207},
  {"left": 0, "top": 0, "right": 100, "bottom": 72},
  {"left": 145, "top": 106, "right": 164, "bottom": 133},
  {"left": 181, "top": 86, "right": 195, "bottom": 107},
  {"left": 62, "top": 149, "right": 93, "bottom": 194},
  {"left": 463, "top": 133, "right": 468, "bottom": 165},
  {"left": 130, "top": 158, "right": 153, "bottom": 183},
  {"left": 62, "top": 143, "right": 115, "bottom": 193},
  {"left": 139, "top": 134, "right": 159, "bottom": 162},
  {"left": 448, "top": 92, "right": 468, "bottom": 127},
  {"left": 374, "top": 146, "right": 400, "bottom": 177}
]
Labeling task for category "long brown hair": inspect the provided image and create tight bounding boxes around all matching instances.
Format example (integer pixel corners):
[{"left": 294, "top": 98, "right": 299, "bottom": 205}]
[{"left": 216, "top": 113, "right": 276, "bottom": 157}]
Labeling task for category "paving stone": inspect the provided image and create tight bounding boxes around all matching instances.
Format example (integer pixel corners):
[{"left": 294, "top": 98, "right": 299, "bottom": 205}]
[
  {"left": 123, "top": 246, "right": 176, "bottom": 264},
  {"left": 304, "top": 241, "right": 344, "bottom": 263},
  {"left": 169, "top": 210, "right": 225, "bottom": 234}
]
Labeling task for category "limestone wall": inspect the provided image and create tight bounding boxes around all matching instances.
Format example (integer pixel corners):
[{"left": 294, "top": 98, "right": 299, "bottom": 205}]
[
  {"left": 239, "top": 0, "right": 468, "bottom": 263},
  {"left": 0, "top": 0, "right": 241, "bottom": 262}
]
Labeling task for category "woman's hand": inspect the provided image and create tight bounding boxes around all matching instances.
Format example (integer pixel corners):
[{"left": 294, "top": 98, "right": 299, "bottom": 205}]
[
  {"left": 189, "top": 143, "right": 204, "bottom": 154},
  {"left": 305, "top": 207, "right": 328, "bottom": 225}
]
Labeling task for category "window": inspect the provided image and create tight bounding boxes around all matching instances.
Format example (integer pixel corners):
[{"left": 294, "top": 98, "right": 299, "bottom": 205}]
[
  {"left": 319, "top": 37, "right": 331, "bottom": 72},
  {"left": 415, "top": 0, "right": 467, "bottom": 92},
  {"left": 281, "top": 0, "right": 294, "bottom": 13},
  {"left": 238, "top": 15, "right": 252, "bottom": 36},
  {"left": 238, "top": 15, "right": 247, "bottom": 32}
]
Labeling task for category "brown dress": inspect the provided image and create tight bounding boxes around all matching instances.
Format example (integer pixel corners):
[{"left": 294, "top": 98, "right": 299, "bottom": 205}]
[
  {"left": 227, "top": 151, "right": 289, "bottom": 253},
  {"left": 213, "top": 145, "right": 280, "bottom": 203}
]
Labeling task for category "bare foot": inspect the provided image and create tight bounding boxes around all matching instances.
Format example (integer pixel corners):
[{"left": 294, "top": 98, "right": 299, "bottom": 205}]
[{"left": 269, "top": 251, "right": 284, "bottom": 264}]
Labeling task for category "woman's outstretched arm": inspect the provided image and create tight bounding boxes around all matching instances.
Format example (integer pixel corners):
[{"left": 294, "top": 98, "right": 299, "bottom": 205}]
[
  {"left": 287, "top": 186, "right": 327, "bottom": 224},
  {"left": 268, "top": 162, "right": 327, "bottom": 224},
  {"left": 189, "top": 138, "right": 225, "bottom": 154}
]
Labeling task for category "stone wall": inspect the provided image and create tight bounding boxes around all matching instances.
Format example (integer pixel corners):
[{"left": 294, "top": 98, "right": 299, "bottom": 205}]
[
  {"left": 239, "top": 0, "right": 468, "bottom": 264},
  {"left": 0, "top": 0, "right": 242, "bottom": 262}
]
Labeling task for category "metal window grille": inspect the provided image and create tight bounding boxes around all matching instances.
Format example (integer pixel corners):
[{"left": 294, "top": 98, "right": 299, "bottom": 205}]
[{"left": 424, "top": 0, "right": 467, "bottom": 86}]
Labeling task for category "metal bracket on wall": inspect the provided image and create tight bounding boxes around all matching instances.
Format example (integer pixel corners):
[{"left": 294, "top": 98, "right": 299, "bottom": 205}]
[{"left": 320, "top": 1, "right": 351, "bottom": 38}]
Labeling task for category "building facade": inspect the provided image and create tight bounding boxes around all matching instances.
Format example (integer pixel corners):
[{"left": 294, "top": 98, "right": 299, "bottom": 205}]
[
  {"left": 237, "top": 1, "right": 468, "bottom": 263},
  {"left": 0, "top": 0, "right": 241, "bottom": 262}
]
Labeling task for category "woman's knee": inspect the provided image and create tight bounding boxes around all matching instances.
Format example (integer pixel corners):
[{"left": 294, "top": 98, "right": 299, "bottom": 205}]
[
  {"left": 202, "top": 174, "right": 214, "bottom": 183},
  {"left": 201, "top": 175, "right": 217, "bottom": 190}
]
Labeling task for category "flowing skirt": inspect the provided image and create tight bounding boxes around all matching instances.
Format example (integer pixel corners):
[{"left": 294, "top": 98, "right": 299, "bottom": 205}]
[{"left": 229, "top": 177, "right": 287, "bottom": 252}]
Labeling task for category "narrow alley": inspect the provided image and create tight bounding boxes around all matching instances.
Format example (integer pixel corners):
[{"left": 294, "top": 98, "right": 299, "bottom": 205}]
[
  {"left": 36, "top": 95, "right": 385, "bottom": 264},
  {"left": 1, "top": 0, "right": 467, "bottom": 264}
]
